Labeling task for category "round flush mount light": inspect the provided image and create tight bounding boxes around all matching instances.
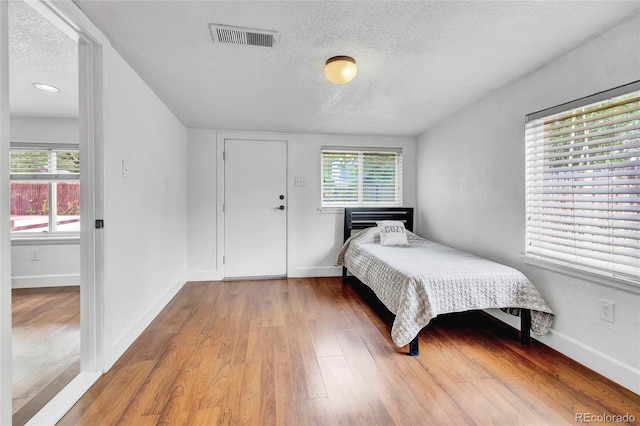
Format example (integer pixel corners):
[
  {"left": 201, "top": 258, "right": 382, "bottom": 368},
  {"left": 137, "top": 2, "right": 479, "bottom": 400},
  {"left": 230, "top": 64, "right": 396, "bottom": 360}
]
[
  {"left": 33, "top": 83, "right": 60, "bottom": 93},
  {"left": 324, "top": 55, "right": 357, "bottom": 84}
]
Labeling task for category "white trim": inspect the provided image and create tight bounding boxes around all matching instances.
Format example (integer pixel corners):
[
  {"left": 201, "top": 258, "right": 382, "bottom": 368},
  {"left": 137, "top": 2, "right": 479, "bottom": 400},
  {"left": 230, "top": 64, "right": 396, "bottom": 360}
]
[
  {"left": 216, "top": 132, "right": 291, "bottom": 280},
  {"left": 485, "top": 309, "right": 640, "bottom": 395},
  {"left": 76, "top": 17, "right": 105, "bottom": 376},
  {"left": 224, "top": 275, "right": 286, "bottom": 281},
  {"left": 317, "top": 207, "right": 344, "bottom": 214},
  {"left": 11, "top": 236, "right": 79, "bottom": 246},
  {"left": 10, "top": 142, "right": 79, "bottom": 150},
  {"left": 289, "top": 266, "right": 342, "bottom": 278},
  {"left": 0, "top": 2, "right": 12, "bottom": 423},
  {"left": 216, "top": 136, "right": 225, "bottom": 278},
  {"left": 12, "top": 274, "right": 79, "bottom": 288},
  {"left": 187, "top": 269, "right": 223, "bottom": 282},
  {"left": 526, "top": 80, "right": 640, "bottom": 122},
  {"left": 0, "top": 1, "right": 105, "bottom": 423},
  {"left": 25, "top": 372, "right": 101, "bottom": 426},
  {"left": 40, "top": 0, "right": 107, "bottom": 378},
  {"left": 522, "top": 254, "right": 640, "bottom": 295},
  {"left": 50, "top": 0, "right": 107, "bottom": 393},
  {"left": 106, "top": 280, "right": 185, "bottom": 371}
]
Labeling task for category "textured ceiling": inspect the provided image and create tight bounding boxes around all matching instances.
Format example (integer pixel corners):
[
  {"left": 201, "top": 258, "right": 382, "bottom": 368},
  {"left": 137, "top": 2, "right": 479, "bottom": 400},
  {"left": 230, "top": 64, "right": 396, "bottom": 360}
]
[
  {"left": 14, "top": 1, "right": 640, "bottom": 135},
  {"left": 9, "top": 0, "right": 78, "bottom": 119}
]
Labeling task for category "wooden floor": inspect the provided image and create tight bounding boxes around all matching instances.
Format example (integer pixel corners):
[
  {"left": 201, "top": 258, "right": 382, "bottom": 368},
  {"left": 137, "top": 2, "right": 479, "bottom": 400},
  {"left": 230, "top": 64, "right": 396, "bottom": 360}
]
[
  {"left": 12, "top": 286, "right": 80, "bottom": 426},
  {"left": 59, "top": 278, "right": 639, "bottom": 425}
]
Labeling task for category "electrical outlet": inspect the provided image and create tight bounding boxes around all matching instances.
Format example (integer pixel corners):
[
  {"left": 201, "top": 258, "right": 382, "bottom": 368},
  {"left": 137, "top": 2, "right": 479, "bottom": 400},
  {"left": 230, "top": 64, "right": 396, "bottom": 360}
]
[
  {"left": 31, "top": 249, "right": 40, "bottom": 261},
  {"left": 599, "top": 299, "right": 615, "bottom": 323}
]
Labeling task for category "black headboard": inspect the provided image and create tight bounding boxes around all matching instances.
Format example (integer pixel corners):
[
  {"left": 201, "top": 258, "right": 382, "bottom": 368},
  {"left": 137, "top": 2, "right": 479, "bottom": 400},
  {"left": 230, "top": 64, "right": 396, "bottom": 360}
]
[{"left": 343, "top": 207, "right": 414, "bottom": 243}]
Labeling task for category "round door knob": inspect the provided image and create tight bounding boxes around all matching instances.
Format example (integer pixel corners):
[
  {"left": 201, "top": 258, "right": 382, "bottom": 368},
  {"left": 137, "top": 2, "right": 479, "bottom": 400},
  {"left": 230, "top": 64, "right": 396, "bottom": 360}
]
[
  {"left": 279, "top": 195, "right": 285, "bottom": 200},
  {"left": 278, "top": 205, "right": 285, "bottom": 210}
]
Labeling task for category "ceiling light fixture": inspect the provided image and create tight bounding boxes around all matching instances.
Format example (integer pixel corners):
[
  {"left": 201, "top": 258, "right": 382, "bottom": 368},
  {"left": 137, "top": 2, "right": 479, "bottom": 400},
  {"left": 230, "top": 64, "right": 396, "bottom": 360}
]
[
  {"left": 324, "top": 56, "right": 357, "bottom": 84},
  {"left": 33, "top": 83, "right": 60, "bottom": 93}
]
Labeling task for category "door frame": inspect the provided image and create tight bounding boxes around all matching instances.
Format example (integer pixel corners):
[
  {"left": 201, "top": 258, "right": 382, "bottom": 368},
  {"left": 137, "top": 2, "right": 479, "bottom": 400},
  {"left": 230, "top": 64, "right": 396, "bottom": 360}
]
[
  {"left": 0, "top": 1, "right": 105, "bottom": 423},
  {"left": 0, "top": 2, "right": 12, "bottom": 422},
  {"left": 216, "top": 132, "right": 290, "bottom": 280}
]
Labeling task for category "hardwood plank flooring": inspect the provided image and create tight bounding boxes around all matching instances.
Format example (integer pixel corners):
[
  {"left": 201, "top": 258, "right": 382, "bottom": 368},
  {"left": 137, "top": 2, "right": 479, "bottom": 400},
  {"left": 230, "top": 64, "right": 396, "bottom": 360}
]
[
  {"left": 59, "top": 278, "right": 639, "bottom": 425},
  {"left": 12, "top": 286, "right": 80, "bottom": 426}
]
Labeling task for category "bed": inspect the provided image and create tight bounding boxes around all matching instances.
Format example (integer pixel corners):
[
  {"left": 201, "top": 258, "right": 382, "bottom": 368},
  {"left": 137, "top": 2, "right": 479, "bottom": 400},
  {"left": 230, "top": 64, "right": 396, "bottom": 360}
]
[{"left": 336, "top": 207, "right": 554, "bottom": 356}]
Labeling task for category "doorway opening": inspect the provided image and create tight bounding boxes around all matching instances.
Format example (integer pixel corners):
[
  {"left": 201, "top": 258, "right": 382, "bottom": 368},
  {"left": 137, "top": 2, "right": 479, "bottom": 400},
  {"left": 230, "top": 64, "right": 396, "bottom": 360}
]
[{"left": 7, "top": 1, "right": 103, "bottom": 424}]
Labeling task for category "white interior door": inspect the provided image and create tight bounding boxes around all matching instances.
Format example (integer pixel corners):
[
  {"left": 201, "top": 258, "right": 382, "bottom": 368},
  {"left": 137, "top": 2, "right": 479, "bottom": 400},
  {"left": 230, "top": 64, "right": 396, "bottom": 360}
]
[{"left": 224, "top": 139, "right": 287, "bottom": 278}]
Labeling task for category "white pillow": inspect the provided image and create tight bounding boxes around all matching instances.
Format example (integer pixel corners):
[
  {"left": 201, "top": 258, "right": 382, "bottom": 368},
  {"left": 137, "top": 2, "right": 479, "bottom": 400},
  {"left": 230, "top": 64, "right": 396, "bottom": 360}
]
[{"left": 376, "top": 220, "right": 408, "bottom": 246}]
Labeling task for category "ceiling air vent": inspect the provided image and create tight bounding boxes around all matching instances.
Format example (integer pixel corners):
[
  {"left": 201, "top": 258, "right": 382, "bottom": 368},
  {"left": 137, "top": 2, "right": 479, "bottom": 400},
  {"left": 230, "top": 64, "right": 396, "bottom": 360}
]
[{"left": 209, "top": 23, "right": 278, "bottom": 48}]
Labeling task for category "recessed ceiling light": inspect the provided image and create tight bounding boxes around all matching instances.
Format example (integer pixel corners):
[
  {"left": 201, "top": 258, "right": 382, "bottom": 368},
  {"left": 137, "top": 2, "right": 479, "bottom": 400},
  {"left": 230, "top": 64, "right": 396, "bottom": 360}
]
[{"left": 33, "top": 83, "right": 60, "bottom": 93}]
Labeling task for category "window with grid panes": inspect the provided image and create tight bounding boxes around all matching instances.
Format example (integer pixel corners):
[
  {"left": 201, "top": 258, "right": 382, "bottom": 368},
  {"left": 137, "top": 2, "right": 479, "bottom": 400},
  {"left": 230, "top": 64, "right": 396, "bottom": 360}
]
[
  {"left": 321, "top": 147, "right": 403, "bottom": 207},
  {"left": 10, "top": 144, "right": 80, "bottom": 236}
]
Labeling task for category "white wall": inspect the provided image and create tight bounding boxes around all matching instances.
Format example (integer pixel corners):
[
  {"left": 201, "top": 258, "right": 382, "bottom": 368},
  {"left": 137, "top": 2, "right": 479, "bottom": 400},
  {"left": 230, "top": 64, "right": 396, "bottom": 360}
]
[
  {"left": 20, "top": 0, "right": 190, "bottom": 373},
  {"left": 10, "top": 116, "right": 78, "bottom": 143},
  {"left": 187, "top": 130, "right": 416, "bottom": 281},
  {"left": 186, "top": 129, "right": 217, "bottom": 281},
  {"left": 101, "top": 45, "right": 188, "bottom": 369},
  {"left": 0, "top": 1, "right": 189, "bottom": 420},
  {"left": 10, "top": 116, "right": 80, "bottom": 288},
  {"left": 11, "top": 243, "right": 79, "bottom": 288},
  {"left": 415, "top": 13, "right": 640, "bottom": 394},
  {"left": 289, "top": 133, "right": 416, "bottom": 277}
]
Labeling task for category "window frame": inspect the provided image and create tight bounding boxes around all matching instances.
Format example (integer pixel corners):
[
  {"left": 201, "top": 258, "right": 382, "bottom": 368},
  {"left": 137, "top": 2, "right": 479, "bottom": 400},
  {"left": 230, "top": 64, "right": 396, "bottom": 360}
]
[
  {"left": 10, "top": 142, "right": 80, "bottom": 240},
  {"left": 320, "top": 146, "right": 403, "bottom": 208},
  {"left": 524, "top": 81, "right": 640, "bottom": 287}
]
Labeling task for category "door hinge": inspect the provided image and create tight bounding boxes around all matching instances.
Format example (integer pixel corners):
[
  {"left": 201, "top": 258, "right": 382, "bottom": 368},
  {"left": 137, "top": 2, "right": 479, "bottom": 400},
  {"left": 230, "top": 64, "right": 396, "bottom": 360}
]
[
  {"left": 223, "top": 203, "right": 225, "bottom": 213},
  {"left": 95, "top": 219, "right": 104, "bottom": 229},
  {"left": 223, "top": 151, "right": 225, "bottom": 160},
  {"left": 223, "top": 255, "right": 225, "bottom": 264}
]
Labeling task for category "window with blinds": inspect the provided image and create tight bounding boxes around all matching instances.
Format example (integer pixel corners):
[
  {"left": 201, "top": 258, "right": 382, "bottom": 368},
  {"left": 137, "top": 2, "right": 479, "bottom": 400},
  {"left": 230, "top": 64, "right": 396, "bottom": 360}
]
[
  {"left": 10, "top": 148, "right": 80, "bottom": 179},
  {"left": 525, "top": 81, "right": 640, "bottom": 283},
  {"left": 321, "top": 147, "right": 403, "bottom": 207},
  {"left": 10, "top": 145, "right": 80, "bottom": 235}
]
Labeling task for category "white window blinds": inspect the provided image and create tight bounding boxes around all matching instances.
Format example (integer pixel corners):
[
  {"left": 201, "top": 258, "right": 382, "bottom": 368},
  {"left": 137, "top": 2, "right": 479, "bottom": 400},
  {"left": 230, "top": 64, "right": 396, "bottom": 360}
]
[
  {"left": 10, "top": 145, "right": 80, "bottom": 181},
  {"left": 321, "top": 147, "right": 403, "bottom": 207},
  {"left": 525, "top": 81, "right": 640, "bottom": 282}
]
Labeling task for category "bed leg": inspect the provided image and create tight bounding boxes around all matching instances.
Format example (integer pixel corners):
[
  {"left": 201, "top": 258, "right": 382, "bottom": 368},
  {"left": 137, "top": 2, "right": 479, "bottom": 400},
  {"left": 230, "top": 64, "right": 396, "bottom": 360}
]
[
  {"left": 342, "top": 267, "right": 347, "bottom": 284},
  {"left": 520, "top": 309, "right": 531, "bottom": 346},
  {"left": 408, "top": 336, "right": 419, "bottom": 356}
]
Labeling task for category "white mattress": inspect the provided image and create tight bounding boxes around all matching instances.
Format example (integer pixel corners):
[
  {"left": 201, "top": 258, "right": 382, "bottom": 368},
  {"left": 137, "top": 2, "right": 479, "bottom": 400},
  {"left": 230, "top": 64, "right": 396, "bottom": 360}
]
[{"left": 337, "top": 227, "right": 554, "bottom": 347}]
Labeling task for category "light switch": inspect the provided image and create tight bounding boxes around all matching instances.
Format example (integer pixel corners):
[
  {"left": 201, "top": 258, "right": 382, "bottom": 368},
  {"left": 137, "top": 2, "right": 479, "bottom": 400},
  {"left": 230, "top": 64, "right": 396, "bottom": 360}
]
[
  {"left": 294, "top": 176, "right": 307, "bottom": 187},
  {"left": 121, "top": 160, "right": 130, "bottom": 178}
]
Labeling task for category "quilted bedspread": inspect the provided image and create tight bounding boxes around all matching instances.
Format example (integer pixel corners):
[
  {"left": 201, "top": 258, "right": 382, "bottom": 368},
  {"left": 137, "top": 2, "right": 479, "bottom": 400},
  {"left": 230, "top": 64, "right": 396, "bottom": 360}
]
[{"left": 336, "top": 228, "right": 554, "bottom": 347}]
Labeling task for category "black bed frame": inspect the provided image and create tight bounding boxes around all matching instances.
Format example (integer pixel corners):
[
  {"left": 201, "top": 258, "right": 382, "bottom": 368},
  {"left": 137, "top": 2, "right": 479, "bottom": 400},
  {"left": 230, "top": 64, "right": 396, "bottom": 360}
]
[{"left": 341, "top": 207, "right": 531, "bottom": 356}]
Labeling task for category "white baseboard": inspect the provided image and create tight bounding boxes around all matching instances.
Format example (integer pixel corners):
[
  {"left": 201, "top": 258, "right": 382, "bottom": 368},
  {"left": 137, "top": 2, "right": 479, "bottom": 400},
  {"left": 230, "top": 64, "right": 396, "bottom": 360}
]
[
  {"left": 289, "top": 265, "right": 341, "bottom": 278},
  {"left": 485, "top": 309, "right": 640, "bottom": 395},
  {"left": 189, "top": 266, "right": 343, "bottom": 281},
  {"left": 105, "top": 280, "right": 186, "bottom": 371},
  {"left": 187, "top": 269, "right": 223, "bottom": 282},
  {"left": 539, "top": 328, "right": 640, "bottom": 395},
  {"left": 12, "top": 273, "right": 80, "bottom": 288},
  {"left": 25, "top": 371, "right": 101, "bottom": 426}
]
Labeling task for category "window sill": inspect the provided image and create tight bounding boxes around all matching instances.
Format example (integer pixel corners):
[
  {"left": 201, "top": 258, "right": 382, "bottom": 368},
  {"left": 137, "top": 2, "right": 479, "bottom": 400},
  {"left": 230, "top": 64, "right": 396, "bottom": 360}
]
[
  {"left": 317, "top": 205, "right": 404, "bottom": 214},
  {"left": 522, "top": 254, "right": 640, "bottom": 295},
  {"left": 317, "top": 207, "right": 344, "bottom": 214},
  {"left": 11, "top": 236, "right": 80, "bottom": 246}
]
